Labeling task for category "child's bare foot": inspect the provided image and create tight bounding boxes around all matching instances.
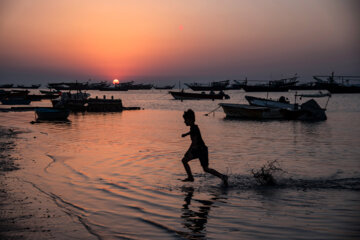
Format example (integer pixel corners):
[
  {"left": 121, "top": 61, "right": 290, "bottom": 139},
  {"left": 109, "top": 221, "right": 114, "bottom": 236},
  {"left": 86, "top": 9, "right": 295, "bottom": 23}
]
[
  {"left": 222, "top": 175, "right": 228, "bottom": 187},
  {"left": 182, "top": 177, "right": 194, "bottom": 182}
]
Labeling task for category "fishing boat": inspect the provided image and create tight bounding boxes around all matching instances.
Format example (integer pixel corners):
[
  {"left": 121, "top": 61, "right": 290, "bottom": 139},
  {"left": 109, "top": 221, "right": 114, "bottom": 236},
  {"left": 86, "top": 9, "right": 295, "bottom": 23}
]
[
  {"left": 220, "top": 91, "right": 330, "bottom": 121},
  {"left": 227, "top": 79, "right": 248, "bottom": 90},
  {"left": 87, "top": 81, "right": 110, "bottom": 90},
  {"left": 219, "top": 103, "right": 283, "bottom": 119},
  {"left": 153, "top": 85, "right": 175, "bottom": 90},
  {"left": 185, "top": 80, "right": 230, "bottom": 91},
  {"left": 99, "top": 86, "right": 129, "bottom": 91},
  {"left": 0, "top": 84, "right": 13, "bottom": 88},
  {"left": 243, "top": 75, "right": 299, "bottom": 92},
  {"left": 35, "top": 107, "right": 70, "bottom": 120},
  {"left": 127, "top": 82, "right": 153, "bottom": 90},
  {"left": 86, "top": 97, "right": 124, "bottom": 112},
  {"left": 15, "top": 84, "right": 41, "bottom": 89},
  {"left": 40, "top": 89, "right": 61, "bottom": 94},
  {"left": 246, "top": 92, "right": 330, "bottom": 121},
  {"left": 51, "top": 91, "right": 90, "bottom": 111},
  {"left": 1, "top": 90, "right": 20, "bottom": 99},
  {"left": 48, "top": 82, "right": 89, "bottom": 91},
  {"left": 1, "top": 98, "right": 31, "bottom": 105},
  {"left": 312, "top": 72, "right": 360, "bottom": 93},
  {"left": 245, "top": 95, "right": 296, "bottom": 110},
  {"left": 169, "top": 90, "right": 230, "bottom": 100}
]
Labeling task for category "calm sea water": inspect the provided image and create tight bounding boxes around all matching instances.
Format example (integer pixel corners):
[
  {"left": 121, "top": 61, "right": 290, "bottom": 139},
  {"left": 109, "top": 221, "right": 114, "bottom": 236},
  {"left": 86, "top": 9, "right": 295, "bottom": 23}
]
[{"left": 1, "top": 90, "right": 360, "bottom": 239}]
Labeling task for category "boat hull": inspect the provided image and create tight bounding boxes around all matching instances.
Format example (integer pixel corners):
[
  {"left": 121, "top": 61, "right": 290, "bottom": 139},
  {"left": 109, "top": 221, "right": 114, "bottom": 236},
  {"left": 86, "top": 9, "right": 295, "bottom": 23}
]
[
  {"left": 35, "top": 108, "right": 70, "bottom": 120},
  {"left": 1, "top": 98, "right": 31, "bottom": 105},
  {"left": 219, "top": 103, "right": 283, "bottom": 119},
  {"left": 169, "top": 91, "right": 229, "bottom": 100}
]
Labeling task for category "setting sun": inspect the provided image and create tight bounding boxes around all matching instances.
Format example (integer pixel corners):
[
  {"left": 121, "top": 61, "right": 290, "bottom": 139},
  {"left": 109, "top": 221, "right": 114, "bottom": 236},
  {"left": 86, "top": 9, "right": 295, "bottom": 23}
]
[{"left": 113, "top": 79, "right": 119, "bottom": 85}]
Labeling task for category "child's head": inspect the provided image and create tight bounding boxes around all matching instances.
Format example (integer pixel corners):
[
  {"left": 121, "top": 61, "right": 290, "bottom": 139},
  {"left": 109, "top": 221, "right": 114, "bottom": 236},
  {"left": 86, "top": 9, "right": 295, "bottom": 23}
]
[{"left": 183, "top": 109, "right": 195, "bottom": 125}]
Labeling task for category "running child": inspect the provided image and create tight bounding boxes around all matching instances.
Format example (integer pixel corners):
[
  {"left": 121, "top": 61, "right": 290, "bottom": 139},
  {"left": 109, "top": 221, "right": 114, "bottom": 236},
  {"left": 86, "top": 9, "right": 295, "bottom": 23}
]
[{"left": 181, "top": 109, "right": 228, "bottom": 186}]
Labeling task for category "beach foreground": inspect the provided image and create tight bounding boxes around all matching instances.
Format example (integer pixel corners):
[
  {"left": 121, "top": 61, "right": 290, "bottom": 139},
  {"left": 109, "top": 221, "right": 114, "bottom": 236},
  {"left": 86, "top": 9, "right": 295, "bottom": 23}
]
[{"left": 0, "top": 126, "right": 97, "bottom": 239}]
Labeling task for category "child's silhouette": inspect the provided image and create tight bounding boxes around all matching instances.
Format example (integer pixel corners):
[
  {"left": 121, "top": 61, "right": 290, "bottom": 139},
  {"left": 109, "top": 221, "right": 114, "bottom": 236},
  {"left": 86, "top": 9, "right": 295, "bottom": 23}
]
[{"left": 181, "top": 109, "right": 228, "bottom": 186}]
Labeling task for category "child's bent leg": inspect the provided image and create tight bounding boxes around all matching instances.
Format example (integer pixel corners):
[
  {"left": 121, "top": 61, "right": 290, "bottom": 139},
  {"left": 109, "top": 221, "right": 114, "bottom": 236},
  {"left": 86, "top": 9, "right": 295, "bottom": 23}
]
[
  {"left": 182, "top": 157, "right": 194, "bottom": 181},
  {"left": 203, "top": 166, "right": 228, "bottom": 186},
  {"left": 203, "top": 167, "right": 225, "bottom": 179}
]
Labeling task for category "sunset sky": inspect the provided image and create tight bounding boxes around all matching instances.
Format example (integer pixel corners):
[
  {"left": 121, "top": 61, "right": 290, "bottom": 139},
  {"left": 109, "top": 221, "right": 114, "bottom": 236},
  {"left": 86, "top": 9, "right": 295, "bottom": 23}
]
[{"left": 0, "top": 0, "right": 359, "bottom": 85}]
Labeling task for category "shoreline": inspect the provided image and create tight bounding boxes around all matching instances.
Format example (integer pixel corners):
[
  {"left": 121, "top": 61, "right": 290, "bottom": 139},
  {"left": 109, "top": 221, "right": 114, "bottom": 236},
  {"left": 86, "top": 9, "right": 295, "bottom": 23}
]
[{"left": 0, "top": 126, "right": 97, "bottom": 239}]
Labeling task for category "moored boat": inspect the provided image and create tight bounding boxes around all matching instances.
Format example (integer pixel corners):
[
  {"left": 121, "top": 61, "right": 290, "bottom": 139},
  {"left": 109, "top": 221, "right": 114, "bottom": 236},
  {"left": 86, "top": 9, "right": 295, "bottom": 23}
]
[
  {"left": 48, "top": 82, "right": 89, "bottom": 91},
  {"left": 169, "top": 90, "right": 230, "bottom": 100},
  {"left": 0, "top": 84, "right": 14, "bottom": 88},
  {"left": 40, "top": 89, "right": 61, "bottom": 94},
  {"left": 312, "top": 72, "right": 360, "bottom": 93},
  {"left": 220, "top": 91, "right": 330, "bottom": 121},
  {"left": 243, "top": 75, "right": 299, "bottom": 92},
  {"left": 227, "top": 80, "right": 248, "bottom": 90},
  {"left": 15, "top": 84, "right": 41, "bottom": 89},
  {"left": 245, "top": 95, "right": 296, "bottom": 110},
  {"left": 153, "top": 85, "right": 175, "bottom": 90},
  {"left": 219, "top": 103, "right": 283, "bottom": 119},
  {"left": 51, "top": 91, "right": 90, "bottom": 111},
  {"left": 35, "top": 107, "right": 70, "bottom": 120},
  {"left": 1, "top": 98, "right": 31, "bottom": 105},
  {"left": 185, "top": 80, "right": 230, "bottom": 91}
]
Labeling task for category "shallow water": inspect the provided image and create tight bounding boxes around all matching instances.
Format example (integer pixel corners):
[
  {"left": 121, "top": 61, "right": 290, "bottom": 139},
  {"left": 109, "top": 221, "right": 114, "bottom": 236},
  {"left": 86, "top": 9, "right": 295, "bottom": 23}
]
[{"left": 1, "top": 90, "right": 360, "bottom": 239}]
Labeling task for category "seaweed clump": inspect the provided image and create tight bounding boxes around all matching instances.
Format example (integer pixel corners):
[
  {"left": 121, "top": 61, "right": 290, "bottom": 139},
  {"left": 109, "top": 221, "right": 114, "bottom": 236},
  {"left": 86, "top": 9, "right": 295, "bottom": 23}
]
[{"left": 251, "top": 160, "right": 284, "bottom": 186}]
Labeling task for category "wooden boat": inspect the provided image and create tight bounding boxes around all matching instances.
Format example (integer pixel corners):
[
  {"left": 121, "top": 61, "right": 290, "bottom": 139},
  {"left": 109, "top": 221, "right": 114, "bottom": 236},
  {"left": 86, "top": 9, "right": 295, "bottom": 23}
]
[
  {"left": 86, "top": 97, "right": 124, "bottom": 112},
  {"left": 127, "top": 82, "right": 153, "bottom": 90},
  {"left": 1, "top": 98, "right": 31, "bottom": 105},
  {"left": 51, "top": 91, "right": 90, "bottom": 111},
  {"left": 169, "top": 90, "right": 230, "bottom": 100},
  {"left": 227, "top": 80, "right": 248, "bottom": 90},
  {"left": 15, "top": 84, "right": 41, "bottom": 89},
  {"left": 35, "top": 108, "right": 70, "bottom": 120},
  {"left": 220, "top": 92, "right": 330, "bottom": 121},
  {"left": 87, "top": 81, "right": 110, "bottom": 90},
  {"left": 219, "top": 103, "right": 283, "bottom": 119},
  {"left": 0, "top": 84, "right": 13, "bottom": 88},
  {"left": 48, "top": 82, "right": 89, "bottom": 90},
  {"left": 99, "top": 86, "right": 128, "bottom": 91},
  {"left": 40, "top": 90, "right": 61, "bottom": 94},
  {"left": 185, "top": 80, "right": 230, "bottom": 91},
  {"left": 312, "top": 72, "right": 360, "bottom": 93},
  {"left": 243, "top": 76, "right": 299, "bottom": 92},
  {"left": 27, "top": 94, "right": 60, "bottom": 101},
  {"left": 153, "top": 85, "right": 175, "bottom": 90},
  {"left": 245, "top": 95, "right": 296, "bottom": 110},
  {"left": 279, "top": 99, "right": 327, "bottom": 121}
]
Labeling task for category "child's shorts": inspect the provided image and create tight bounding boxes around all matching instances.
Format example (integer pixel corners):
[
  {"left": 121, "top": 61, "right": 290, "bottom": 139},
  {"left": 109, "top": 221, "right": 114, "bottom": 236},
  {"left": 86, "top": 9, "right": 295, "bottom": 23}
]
[{"left": 184, "top": 146, "right": 209, "bottom": 168}]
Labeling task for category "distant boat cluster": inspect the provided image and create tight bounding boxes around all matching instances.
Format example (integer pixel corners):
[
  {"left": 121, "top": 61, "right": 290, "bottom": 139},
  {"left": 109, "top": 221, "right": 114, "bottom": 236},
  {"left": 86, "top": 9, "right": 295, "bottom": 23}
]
[
  {"left": 1, "top": 72, "right": 359, "bottom": 93},
  {"left": 184, "top": 73, "right": 360, "bottom": 93},
  {"left": 0, "top": 84, "right": 41, "bottom": 89},
  {"left": 45, "top": 81, "right": 175, "bottom": 91},
  {"left": 0, "top": 73, "right": 343, "bottom": 122},
  {"left": 0, "top": 81, "right": 175, "bottom": 91},
  {"left": 0, "top": 72, "right": 358, "bottom": 121}
]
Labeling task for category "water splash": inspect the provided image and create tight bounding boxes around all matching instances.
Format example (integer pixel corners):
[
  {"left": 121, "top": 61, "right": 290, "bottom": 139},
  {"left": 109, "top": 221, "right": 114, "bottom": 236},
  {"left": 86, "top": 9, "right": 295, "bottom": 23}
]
[{"left": 251, "top": 160, "right": 285, "bottom": 186}]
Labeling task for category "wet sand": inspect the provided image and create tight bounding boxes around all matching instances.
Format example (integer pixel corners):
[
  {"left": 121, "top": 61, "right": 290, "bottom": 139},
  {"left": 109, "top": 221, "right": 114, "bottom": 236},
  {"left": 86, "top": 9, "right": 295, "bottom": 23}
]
[{"left": 0, "top": 126, "right": 97, "bottom": 240}]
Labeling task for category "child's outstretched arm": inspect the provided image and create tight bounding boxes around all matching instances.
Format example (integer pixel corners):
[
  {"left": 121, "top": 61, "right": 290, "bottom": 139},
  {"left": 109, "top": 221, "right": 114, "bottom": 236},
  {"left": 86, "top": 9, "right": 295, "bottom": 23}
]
[{"left": 182, "top": 131, "right": 190, "bottom": 138}]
